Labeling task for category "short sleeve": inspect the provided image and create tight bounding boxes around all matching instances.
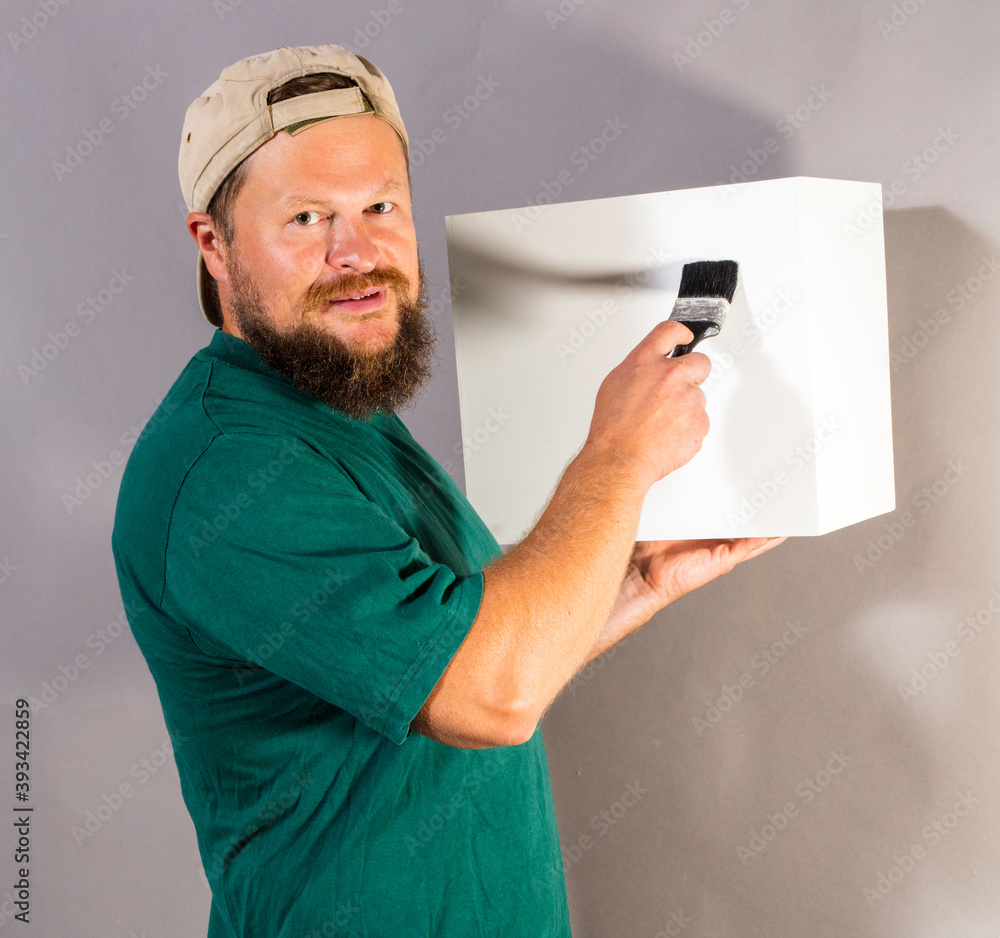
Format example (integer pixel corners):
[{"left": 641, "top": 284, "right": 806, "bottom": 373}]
[{"left": 162, "top": 431, "right": 483, "bottom": 744}]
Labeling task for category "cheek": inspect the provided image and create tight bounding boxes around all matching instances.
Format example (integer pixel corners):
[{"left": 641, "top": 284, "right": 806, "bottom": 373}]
[
  {"left": 261, "top": 238, "right": 328, "bottom": 290},
  {"left": 384, "top": 232, "right": 419, "bottom": 275}
]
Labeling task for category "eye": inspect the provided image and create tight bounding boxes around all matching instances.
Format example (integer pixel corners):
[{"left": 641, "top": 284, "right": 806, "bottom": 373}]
[
  {"left": 368, "top": 201, "right": 394, "bottom": 215},
  {"left": 292, "top": 210, "right": 323, "bottom": 226}
]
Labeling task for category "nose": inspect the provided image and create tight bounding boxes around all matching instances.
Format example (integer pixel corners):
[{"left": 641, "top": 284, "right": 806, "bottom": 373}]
[{"left": 326, "top": 215, "right": 380, "bottom": 273}]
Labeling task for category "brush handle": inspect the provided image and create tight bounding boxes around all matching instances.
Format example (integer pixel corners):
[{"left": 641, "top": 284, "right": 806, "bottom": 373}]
[{"left": 669, "top": 321, "right": 720, "bottom": 357}]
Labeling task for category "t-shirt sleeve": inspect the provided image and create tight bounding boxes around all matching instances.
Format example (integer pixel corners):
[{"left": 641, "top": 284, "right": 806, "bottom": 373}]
[{"left": 161, "top": 431, "right": 483, "bottom": 745}]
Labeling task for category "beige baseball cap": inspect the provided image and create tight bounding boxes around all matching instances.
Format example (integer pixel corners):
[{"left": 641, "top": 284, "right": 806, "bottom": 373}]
[{"left": 178, "top": 44, "right": 409, "bottom": 327}]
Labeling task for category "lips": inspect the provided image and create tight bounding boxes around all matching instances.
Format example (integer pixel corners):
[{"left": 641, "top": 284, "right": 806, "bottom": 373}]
[{"left": 326, "top": 287, "right": 387, "bottom": 314}]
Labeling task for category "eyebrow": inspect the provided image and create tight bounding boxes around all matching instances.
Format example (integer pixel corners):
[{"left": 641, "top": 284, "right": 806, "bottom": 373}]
[{"left": 280, "top": 183, "right": 407, "bottom": 210}]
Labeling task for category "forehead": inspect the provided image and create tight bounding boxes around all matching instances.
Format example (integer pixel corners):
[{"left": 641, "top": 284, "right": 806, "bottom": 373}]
[{"left": 241, "top": 113, "right": 409, "bottom": 204}]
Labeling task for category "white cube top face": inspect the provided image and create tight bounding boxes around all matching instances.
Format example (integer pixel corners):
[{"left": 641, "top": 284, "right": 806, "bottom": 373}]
[{"left": 446, "top": 177, "right": 895, "bottom": 542}]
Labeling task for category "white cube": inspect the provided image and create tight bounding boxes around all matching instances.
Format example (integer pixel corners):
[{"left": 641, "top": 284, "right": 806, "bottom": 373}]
[{"left": 446, "top": 176, "right": 894, "bottom": 541}]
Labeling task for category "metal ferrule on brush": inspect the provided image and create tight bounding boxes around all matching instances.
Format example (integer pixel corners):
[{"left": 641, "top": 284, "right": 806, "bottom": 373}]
[
  {"left": 669, "top": 297, "right": 731, "bottom": 336},
  {"left": 668, "top": 298, "right": 730, "bottom": 356}
]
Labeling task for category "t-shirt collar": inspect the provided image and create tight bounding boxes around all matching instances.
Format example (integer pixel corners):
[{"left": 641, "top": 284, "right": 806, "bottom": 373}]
[{"left": 202, "top": 328, "right": 294, "bottom": 385}]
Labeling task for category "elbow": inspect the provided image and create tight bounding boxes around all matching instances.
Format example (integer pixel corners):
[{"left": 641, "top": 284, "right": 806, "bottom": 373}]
[
  {"left": 483, "top": 701, "right": 539, "bottom": 748},
  {"left": 470, "top": 682, "right": 544, "bottom": 747},
  {"left": 412, "top": 694, "right": 540, "bottom": 749}
]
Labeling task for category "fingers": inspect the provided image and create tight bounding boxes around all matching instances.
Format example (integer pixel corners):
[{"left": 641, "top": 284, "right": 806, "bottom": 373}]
[
  {"left": 640, "top": 319, "right": 697, "bottom": 357},
  {"left": 634, "top": 321, "right": 712, "bottom": 382},
  {"left": 732, "top": 536, "right": 788, "bottom": 562}
]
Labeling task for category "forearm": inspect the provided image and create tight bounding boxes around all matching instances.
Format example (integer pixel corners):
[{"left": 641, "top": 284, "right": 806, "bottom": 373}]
[{"left": 580, "top": 559, "right": 658, "bottom": 664}]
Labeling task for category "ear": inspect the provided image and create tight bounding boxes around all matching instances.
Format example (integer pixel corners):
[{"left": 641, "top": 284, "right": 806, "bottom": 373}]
[{"left": 187, "top": 212, "right": 229, "bottom": 285}]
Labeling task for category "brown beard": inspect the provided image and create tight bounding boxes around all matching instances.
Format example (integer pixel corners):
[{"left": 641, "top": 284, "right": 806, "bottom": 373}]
[{"left": 225, "top": 249, "right": 436, "bottom": 421}]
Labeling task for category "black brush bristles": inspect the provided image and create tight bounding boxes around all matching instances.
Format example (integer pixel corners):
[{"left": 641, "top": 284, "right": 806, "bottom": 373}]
[
  {"left": 676, "top": 259, "right": 739, "bottom": 303},
  {"left": 668, "top": 259, "right": 739, "bottom": 357}
]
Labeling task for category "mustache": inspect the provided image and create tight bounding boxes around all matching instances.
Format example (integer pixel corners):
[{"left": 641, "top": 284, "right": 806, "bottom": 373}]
[{"left": 303, "top": 267, "right": 413, "bottom": 311}]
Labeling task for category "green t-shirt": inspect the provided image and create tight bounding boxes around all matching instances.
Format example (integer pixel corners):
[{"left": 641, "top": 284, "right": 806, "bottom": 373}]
[{"left": 112, "top": 330, "right": 570, "bottom": 937}]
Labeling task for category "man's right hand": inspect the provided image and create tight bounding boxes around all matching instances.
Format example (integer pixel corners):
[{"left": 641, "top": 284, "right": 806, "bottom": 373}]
[{"left": 584, "top": 320, "right": 713, "bottom": 489}]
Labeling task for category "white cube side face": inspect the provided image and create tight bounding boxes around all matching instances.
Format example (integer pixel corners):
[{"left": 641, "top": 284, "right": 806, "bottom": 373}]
[{"left": 447, "top": 177, "right": 895, "bottom": 542}]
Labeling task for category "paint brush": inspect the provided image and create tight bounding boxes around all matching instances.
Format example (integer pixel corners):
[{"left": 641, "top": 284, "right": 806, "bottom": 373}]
[{"left": 667, "top": 260, "right": 739, "bottom": 357}]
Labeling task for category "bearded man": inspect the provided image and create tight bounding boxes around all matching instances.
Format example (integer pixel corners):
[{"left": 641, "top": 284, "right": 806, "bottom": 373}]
[{"left": 112, "top": 44, "right": 781, "bottom": 938}]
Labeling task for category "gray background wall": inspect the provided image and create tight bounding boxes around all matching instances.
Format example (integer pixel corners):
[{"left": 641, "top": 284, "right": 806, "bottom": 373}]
[{"left": 2, "top": 1, "right": 998, "bottom": 935}]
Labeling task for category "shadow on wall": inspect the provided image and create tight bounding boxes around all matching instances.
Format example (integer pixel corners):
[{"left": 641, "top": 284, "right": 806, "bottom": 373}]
[{"left": 542, "top": 206, "right": 1000, "bottom": 937}]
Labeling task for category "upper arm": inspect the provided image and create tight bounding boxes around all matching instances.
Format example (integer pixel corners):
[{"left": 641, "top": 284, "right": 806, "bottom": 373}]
[{"left": 162, "top": 432, "right": 484, "bottom": 745}]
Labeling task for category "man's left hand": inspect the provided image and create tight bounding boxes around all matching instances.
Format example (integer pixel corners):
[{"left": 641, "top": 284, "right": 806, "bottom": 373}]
[{"left": 587, "top": 536, "right": 787, "bottom": 663}]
